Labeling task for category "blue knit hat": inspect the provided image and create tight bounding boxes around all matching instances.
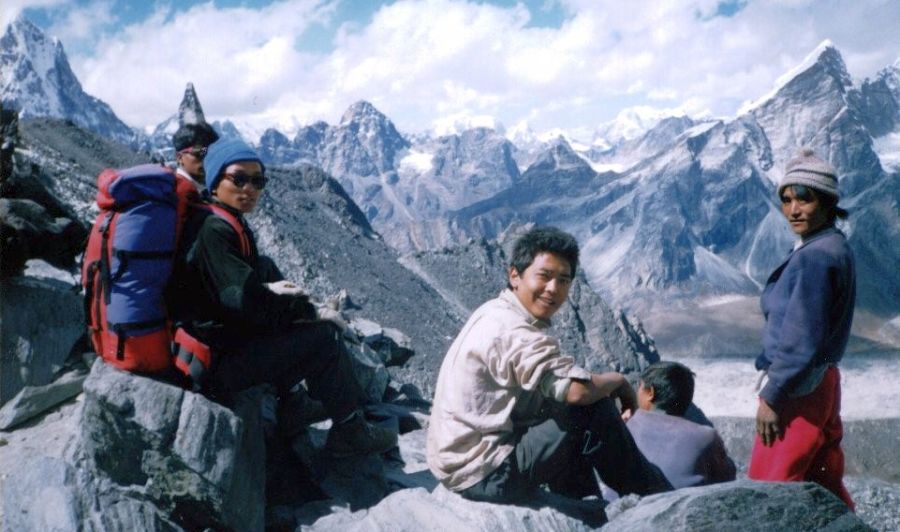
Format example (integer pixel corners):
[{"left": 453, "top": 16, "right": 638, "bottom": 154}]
[{"left": 203, "top": 138, "right": 265, "bottom": 195}]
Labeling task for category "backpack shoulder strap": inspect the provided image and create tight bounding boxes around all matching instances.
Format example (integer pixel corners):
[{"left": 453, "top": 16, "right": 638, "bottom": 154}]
[{"left": 203, "top": 204, "right": 252, "bottom": 258}]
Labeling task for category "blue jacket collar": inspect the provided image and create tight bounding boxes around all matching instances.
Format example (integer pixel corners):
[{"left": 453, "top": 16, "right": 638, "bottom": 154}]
[{"left": 796, "top": 224, "right": 842, "bottom": 251}]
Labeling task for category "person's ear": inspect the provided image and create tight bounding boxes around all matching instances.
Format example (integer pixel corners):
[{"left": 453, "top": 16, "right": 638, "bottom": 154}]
[
  {"left": 508, "top": 267, "right": 521, "bottom": 290},
  {"left": 645, "top": 384, "right": 656, "bottom": 403}
]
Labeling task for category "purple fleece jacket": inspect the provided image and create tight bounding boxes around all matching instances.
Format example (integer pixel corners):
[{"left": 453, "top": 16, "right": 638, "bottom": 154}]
[
  {"left": 755, "top": 226, "right": 856, "bottom": 408},
  {"left": 626, "top": 409, "right": 736, "bottom": 489}
]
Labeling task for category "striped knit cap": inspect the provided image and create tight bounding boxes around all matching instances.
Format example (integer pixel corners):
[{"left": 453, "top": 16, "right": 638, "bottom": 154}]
[{"left": 778, "top": 148, "right": 839, "bottom": 199}]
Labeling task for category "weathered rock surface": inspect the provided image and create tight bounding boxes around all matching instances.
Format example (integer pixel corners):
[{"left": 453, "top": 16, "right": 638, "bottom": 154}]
[
  {"left": 0, "top": 197, "right": 86, "bottom": 277},
  {"left": 1, "top": 361, "right": 267, "bottom": 531},
  {"left": 3, "top": 378, "right": 898, "bottom": 531},
  {"left": 79, "top": 361, "right": 266, "bottom": 531},
  {"left": 304, "top": 485, "right": 603, "bottom": 531},
  {"left": 305, "top": 428, "right": 875, "bottom": 532},
  {"left": 603, "top": 479, "right": 871, "bottom": 531},
  {"left": 0, "top": 368, "right": 86, "bottom": 430},
  {"left": 0, "top": 109, "right": 89, "bottom": 278},
  {"left": 0, "top": 276, "right": 84, "bottom": 405}
]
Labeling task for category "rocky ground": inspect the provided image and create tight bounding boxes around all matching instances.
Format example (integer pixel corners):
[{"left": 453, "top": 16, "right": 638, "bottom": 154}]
[{"left": 1, "top": 375, "right": 897, "bottom": 531}]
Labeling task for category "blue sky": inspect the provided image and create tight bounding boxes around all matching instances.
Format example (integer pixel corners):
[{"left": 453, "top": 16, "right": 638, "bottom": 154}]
[{"left": 5, "top": 1, "right": 899, "bottom": 141}]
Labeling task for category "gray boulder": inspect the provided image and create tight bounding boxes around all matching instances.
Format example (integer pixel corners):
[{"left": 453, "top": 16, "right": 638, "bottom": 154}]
[
  {"left": 304, "top": 485, "right": 601, "bottom": 531},
  {"left": 603, "top": 479, "right": 871, "bottom": 531},
  {"left": 2, "top": 361, "right": 269, "bottom": 531},
  {"left": 75, "top": 360, "right": 267, "bottom": 531},
  {"left": 0, "top": 368, "right": 86, "bottom": 430},
  {"left": 348, "top": 317, "right": 415, "bottom": 368},
  {"left": 0, "top": 197, "right": 86, "bottom": 277},
  {"left": 1, "top": 276, "right": 84, "bottom": 405}
]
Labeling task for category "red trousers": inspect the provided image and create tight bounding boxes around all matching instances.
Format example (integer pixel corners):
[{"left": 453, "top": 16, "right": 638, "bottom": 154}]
[{"left": 748, "top": 366, "right": 854, "bottom": 510}]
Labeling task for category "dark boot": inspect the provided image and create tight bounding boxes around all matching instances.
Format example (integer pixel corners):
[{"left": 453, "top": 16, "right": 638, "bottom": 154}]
[{"left": 324, "top": 411, "right": 398, "bottom": 457}]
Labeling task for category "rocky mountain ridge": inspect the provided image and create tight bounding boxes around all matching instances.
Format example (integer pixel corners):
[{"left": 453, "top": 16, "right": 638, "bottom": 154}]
[
  {"left": 442, "top": 43, "right": 900, "bottom": 335},
  {"left": 2, "top": 18, "right": 899, "bottom": 531},
  {"left": 140, "top": 46, "right": 899, "bottom": 339},
  {"left": 4, "top": 109, "right": 657, "bottom": 396},
  {"left": 4, "top": 17, "right": 898, "bottom": 353}
]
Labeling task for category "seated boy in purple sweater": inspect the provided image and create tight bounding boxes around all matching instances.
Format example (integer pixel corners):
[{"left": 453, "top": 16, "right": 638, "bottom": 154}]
[{"left": 624, "top": 361, "right": 736, "bottom": 490}]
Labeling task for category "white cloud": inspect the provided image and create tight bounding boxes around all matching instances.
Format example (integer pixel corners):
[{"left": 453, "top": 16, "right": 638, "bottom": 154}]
[
  {"left": 1, "top": 0, "right": 67, "bottom": 30},
  {"left": 431, "top": 112, "right": 504, "bottom": 136},
  {"left": 25, "top": 0, "right": 899, "bottom": 141},
  {"left": 46, "top": 0, "right": 116, "bottom": 46},
  {"left": 64, "top": 0, "right": 338, "bottom": 131}
]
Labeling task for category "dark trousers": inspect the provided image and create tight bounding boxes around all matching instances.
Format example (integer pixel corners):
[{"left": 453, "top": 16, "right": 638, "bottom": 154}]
[
  {"left": 462, "top": 398, "right": 672, "bottom": 503},
  {"left": 205, "top": 321, "right": 361, "bottom": 422}
]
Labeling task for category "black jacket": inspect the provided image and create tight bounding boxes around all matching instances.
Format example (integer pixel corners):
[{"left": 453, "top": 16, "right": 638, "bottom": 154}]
[{"left": 169, "top": 201, "right": 316, "bottom": 350}]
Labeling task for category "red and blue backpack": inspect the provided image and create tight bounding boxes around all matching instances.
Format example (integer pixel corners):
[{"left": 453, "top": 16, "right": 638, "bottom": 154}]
[{"left": 81, "top": 163, "right": 249, "bottom": 387}]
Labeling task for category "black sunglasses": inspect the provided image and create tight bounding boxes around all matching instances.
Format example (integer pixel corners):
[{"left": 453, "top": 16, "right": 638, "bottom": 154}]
[
  {"left": 179, "top": 146, "right": 208, "bottom": 159},
  {"left": 223, "top": 172, "right": 268, "bottom": 190}
]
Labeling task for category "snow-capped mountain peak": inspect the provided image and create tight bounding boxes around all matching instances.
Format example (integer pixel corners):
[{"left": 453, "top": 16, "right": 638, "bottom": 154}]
[
  {"left": 594, "top": 105, "right": 684, "bottom": 146},
  {"left": 1, "top": 14, "right": 135, "bottom": 145},
  {"left": 2, "top": 16, "right": 67, "bottom": 120},
  {"left": 738, "top": 39, "right": 849, "bottom": 115},
  {"left": 340, "top": 100, "right": 387, "bottom": 126}
]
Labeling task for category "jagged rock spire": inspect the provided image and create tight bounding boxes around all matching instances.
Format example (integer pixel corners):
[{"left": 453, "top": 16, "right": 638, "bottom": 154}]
[{"left": 178, "top": 82, "right": 206, "bottom": 126}]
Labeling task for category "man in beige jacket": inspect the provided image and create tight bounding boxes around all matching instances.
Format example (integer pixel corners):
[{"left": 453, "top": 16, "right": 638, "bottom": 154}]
[{"left": 427, "top": 226, "right": 671, "bottom": 508}]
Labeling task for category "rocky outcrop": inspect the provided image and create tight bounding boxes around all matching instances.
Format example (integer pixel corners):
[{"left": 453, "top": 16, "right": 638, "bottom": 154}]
[
  {"left": 0, "top": 276, "right": 84, "bottom": 405},
  {"left": 306, "top": 485, "right": 603, "bottom": 531},
  {"left": 1, "top": 360, "right": 268, "bottom": 531},
  {"left": 0, "top": 197, "right": 86, "bottom": 277},
  {"left": 304, "top": 426, "right": 873, "bottom": 531},
  {"left": 144, "top": 83, "right": 212, "bottom": 159},
  {"left": 1, "top": 109, "right": 89, "bottom": 278},
  {"left": 249, "top": 164, "right": 463, "bottom": 396},
  {"left": 80, "top": 362, "right": 266, "bottom": 531},
  {"left": 0, "top": 105, "right": 16, "bottom": 180},
  {"left": 603, "top": 479, "right": 870, "bottom": 531},
  {"left": 0, "top": 369, "right": 86, "bottom": 430}
]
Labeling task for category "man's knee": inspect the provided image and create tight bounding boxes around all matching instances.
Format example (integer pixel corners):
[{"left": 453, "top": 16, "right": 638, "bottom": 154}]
[
  {"left": 560, "top": 398, "right": 619, "bottom": 431},
  {"left": 294, "top": 320, "right": 344, "bottom": 348}
]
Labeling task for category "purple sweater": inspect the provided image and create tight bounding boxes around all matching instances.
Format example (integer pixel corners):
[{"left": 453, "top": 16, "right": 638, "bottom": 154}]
[
  {"left": 626, "top": 409, "right": 736, "bottom": 489},
  {"left": 755, "top": 226, "right": 856, "bottom": 408}
]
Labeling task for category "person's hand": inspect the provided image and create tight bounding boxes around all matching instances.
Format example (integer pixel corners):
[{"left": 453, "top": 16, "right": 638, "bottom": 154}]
[
  {"left": 266, "top": 280, "right": 305, "bottom": 296},
  {"left": 594, "top": 371, "right": 637, "bottom": 421},
  {"left": 609, "top": 375, "right": 637, "bottom": 418},
  {"left": 756, "top": 400, "right": 782, "bottom": 446},
  {"left": 317, "top": 306, "right": 348, "bottom": 331}
]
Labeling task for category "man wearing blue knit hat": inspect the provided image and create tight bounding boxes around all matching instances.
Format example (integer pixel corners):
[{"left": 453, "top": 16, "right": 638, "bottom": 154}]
[{"left": 171, "top": 137, "right": 397, "bottom": 459}]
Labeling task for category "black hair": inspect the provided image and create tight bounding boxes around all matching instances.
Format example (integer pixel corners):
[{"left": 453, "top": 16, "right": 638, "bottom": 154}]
[
  {"left": 173, "top": 122, "right": 220, "bottom": 152},
  {"left": 508, "top": 226, "right": 579, "bottom": 285},
  {"left": 817, "top": 191, "right": 849, "bottom": 221},
  {"left": 781, "top": 184, "right": 848, "bottom": 222},
  {"left": 640, "top": 361, "right": 695, "bottom": 416}
]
